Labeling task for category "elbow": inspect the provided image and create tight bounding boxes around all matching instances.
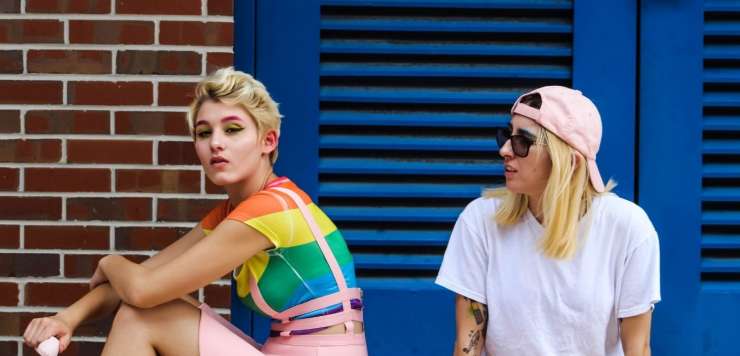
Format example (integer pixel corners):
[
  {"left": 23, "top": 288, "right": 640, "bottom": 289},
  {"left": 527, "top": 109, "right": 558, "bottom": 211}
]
[
  {"left": 624, "top": 343, "right": 650, "bottom": 356},
  {"left": 122, "top": 279, "right": 157, "bottom": 309}
]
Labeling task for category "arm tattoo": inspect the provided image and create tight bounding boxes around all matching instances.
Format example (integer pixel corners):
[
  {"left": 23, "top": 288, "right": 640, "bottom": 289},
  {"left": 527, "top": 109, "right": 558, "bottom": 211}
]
[{"left": 461, "top": 297, "right": 488, "bottom": 354}]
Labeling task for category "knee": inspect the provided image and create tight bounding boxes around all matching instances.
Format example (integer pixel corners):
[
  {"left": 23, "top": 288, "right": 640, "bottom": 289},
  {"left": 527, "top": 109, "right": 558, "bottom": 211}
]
[{"left": 112, "top": 303, "right": 146, "bottom": 327}]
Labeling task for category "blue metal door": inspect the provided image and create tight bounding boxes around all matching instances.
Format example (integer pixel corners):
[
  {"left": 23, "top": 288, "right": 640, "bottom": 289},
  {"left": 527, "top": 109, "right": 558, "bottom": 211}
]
[{"left": 229, "top": 0, "right": 740, "bottom": 354}]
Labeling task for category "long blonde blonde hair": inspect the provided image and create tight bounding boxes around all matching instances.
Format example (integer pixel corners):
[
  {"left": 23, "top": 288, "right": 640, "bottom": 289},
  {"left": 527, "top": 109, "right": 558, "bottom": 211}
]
[
  {"left": 485, "top": 129, "right": 615, "bottom": 259},
  {"left": 188, "top": 67, "right": 283, "bottom": 164}
]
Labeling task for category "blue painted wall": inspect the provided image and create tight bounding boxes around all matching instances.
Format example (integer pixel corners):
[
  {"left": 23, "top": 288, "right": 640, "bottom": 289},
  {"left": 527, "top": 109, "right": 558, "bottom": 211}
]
[{"left": 233, "top": 1, "right": 740, "bottom": 355}]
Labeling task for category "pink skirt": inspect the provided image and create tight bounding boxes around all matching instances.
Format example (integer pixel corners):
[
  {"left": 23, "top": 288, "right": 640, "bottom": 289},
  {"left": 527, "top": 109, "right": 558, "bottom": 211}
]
[{"left": 198, "top": 304, "right": 368, "bottom": 356}]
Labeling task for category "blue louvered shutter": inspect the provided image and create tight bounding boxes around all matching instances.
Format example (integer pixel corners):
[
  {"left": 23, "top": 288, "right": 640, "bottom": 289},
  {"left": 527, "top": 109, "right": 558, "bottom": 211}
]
[
  {"left": 702, "top": 1, "right": 740, "bottom": 292},
  {"left": 318, "top": 0, "right": 572, "bottom": 287}
]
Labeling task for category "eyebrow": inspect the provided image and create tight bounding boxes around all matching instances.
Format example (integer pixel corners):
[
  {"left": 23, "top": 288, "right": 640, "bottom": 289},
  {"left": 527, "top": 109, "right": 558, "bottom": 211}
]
[
  {"left": 194, "top": 115, "right": 244, "bottom": 127},
  {"left": 516, "top": 127, "right": 538, "bottom": 140}
]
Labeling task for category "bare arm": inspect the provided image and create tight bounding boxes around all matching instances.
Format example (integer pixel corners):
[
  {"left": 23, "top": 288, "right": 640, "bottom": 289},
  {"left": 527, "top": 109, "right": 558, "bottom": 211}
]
[
  {"left": 621, "top": 310, "right": 653, "bottom": 356},
  {"left": 68, "top": 225, "right": 207, "bottom": 325},
  {"left": 100, "top": 220, "right": 272, "bottom": 308},
  {"left": 24, "top": 225, "right": 207, "bottom": 349},
  {"left": 454, "top": 294, "right": 488, "bottom": 356}
]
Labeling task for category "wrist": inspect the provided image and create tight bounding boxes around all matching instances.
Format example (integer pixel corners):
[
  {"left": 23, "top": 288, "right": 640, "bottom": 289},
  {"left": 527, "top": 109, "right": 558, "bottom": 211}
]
[{"left": 54, "top": 310, "right": 78, "bottom": 330}]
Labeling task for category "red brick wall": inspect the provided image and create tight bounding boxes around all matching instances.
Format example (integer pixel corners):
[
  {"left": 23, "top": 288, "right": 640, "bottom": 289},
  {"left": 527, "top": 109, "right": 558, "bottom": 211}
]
[{"left": 0, "top": 1, "right": 234, "bottom": 354}]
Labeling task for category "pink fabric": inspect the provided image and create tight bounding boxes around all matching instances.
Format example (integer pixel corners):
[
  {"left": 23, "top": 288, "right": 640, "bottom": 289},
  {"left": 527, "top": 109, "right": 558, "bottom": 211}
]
[
  {"left": 511, "top": 86, "right": 606, "bottom": 192},
  {"left": 199, "top": 304, "right": 264, "bottom": 355},
  {"left": 262, "top": 334, "right": 368, "bottom": 356},
  {"left": 199, "top": 304, "right": 367, "bottom": 356}
]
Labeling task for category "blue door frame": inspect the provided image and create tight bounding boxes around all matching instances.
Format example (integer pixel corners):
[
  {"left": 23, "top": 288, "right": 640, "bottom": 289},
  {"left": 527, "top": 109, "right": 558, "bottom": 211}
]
[{"left": 231, "top": 1, "right": 738, "bottom": 354}]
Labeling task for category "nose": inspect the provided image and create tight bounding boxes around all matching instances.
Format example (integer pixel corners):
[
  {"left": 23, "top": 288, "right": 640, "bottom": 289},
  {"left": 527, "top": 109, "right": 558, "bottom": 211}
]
[
  {"left": 209, "top": 129, "right": 225, "bottom": 152},
  {"left": 499, "top": 137, "right": 513, "bottom": 159}
]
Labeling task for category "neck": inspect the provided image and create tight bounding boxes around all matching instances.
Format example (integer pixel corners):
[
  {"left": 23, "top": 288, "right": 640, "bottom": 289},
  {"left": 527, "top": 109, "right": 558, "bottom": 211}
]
[
  {"left": 527, "top": 191, "right": 545, "bottom": 224},
  {"left": 224, "top": 160, "right": 276, "bottom": 206}
]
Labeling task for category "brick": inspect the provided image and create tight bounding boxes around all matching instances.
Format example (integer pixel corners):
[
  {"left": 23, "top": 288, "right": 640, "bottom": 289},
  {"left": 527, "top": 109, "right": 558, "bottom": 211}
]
[
  {"left": 28, "top": 50, "right": 111, "bottom": 74},
  {"left": 115, "top": 111, "right": 189, "bottom": 136},
  {"left": 1, "top": 312, "right": 42, "bottom": 336},
  {"left": 205, "top": 177, "right": 225, "bottom": 194},
  {"left": 160, "top": 21, "right": 233, "bottom": 46},
  {"left": 158, "top": 141, "right": 199, "bottom": 165},
  {"left": 67, "top": 197, "right": 151, "bottom": 221},
  {"left": 0, "top": 50, "right": 22, "bottom": 73},
  {"left": 0, "top": 20, "right": 63, "bottom": 43},
  {"left": 0, "top": 225, "right": 20, "bottom": 249},
  {"left": 117, "top": 50, "right": 201, "bottom": 75},
  {"left": 68, "top": 81, "right": 152, "bottom": 105},
  {"left": 0, "top": 0, "right": 20, "bottom": 13},
  {"left": 208, "top": 0, "right": 232, "bottom": 16},
  {"left": 0, "top": 168, "right": 18, "bottom": 191},
  {"left": 0, "top": 139, "right": 61, "bottom": 162},
  {"left": 65, "top": 253, "right": 147, "bottom": 277},
  {"left": 0, "top": 341, "right": 16, "bottom": 356},
  {"left": 26, "top": 225, "right": 109, "bottom": 249},
  {"left": 26, "top": 168, "right": 110, "bottom": 192},
  {"left": 115, "top": 226, "right": 188, "bottom": 250},
  {"left": 68, "top": 139, "right": 151, "bottom": 164},
  {"left": 0, "top": 81, "right": 62, "bottom": 104},
  {"left": 157, "top": 198, "right": 220, "bottom": 222},
  {"left": 116, "top": 0, "right": 201, "bottom": 15},
  {"left": 26, "top": 110, "right": 109, "bottom": 134},
  {"left": 27, "top": 0, "right": 110, "bottom": 13},
  {"left": 206, "top": 52, "right": 233, "bottom": 74},
  {"left": 69, "top": 20, "right": 153, "bottom": 44},
  {"left": 0, "top": 253, "right": 59, "bottom": 277},
  {"left": 116, "top": 169, "right": 200, "bottom": 193},
  {"left": 0, "top": 110, "right": 20, "bottom": 133},
  {"left": 0, "top": 283, "right": 18, "bottom": 306},
  {"left": 204, "top": 284, "right": 229, "bottom": 308},
  {"left": 0, "top": 197, "right": 61, "bottom": 220},
  {"left": 24, "top": 341, "right": 106, "bottom": 355},
  {"left": 73, "top": 315, "right": 113, "bottom": 337},
  {"left": 26, "top": 282, "right": 88, "bottom": 306},
  {"left": 158, "top": 82, "right": 197, "bottom": 106}
]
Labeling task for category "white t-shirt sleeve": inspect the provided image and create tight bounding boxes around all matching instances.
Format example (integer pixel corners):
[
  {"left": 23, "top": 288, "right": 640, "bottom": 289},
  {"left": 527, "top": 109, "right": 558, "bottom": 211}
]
[
  {"left": 435, "top": 200, "right": 489, "bottom": 304},
  {"left": 616, "top": 231, "right": 661, "bottom": 318}
]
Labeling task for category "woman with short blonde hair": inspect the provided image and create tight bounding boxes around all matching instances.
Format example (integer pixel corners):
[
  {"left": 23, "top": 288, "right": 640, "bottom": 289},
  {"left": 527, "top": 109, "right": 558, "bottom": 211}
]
[{"left": 23, "top": 67, "right": 368, "bottom": 356}]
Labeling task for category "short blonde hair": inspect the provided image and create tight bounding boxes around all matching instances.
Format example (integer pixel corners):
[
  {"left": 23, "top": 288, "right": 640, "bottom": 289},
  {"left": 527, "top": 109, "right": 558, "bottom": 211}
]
[
  {"left": 485, "top": 129, "right": 616, "bottom": 259},
  {"left": 188, "top": 67, "right": 283, "bottom": 164}
]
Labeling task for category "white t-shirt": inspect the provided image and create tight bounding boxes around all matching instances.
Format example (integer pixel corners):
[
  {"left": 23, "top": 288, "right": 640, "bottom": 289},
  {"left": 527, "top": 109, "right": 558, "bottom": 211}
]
[{"left": 435, "top": 193, "right": 661, "bottom": 356}]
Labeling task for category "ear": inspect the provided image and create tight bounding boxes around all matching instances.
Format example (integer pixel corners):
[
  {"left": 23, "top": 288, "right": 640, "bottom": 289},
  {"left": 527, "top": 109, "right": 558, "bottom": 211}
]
[{"left": 262, "top": 130, "right": 278, "bottom": 155}]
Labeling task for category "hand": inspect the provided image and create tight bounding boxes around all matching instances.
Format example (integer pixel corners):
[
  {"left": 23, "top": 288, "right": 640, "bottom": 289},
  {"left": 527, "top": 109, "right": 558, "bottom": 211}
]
[
  {"left": 22, "top": 314, "right": 73, "bottom": 353},
  {"left": 89, "top": 257, "right": 109, "bottom": 290}
]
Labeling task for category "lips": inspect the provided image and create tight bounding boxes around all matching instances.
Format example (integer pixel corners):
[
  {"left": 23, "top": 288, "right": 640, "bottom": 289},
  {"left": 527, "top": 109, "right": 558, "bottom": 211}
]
[
  {"left": 210, "top": 157, "right": 229, "bottom": 165},
  {"left": 504, "top": 164, "right": 517, "bottom": 173}
]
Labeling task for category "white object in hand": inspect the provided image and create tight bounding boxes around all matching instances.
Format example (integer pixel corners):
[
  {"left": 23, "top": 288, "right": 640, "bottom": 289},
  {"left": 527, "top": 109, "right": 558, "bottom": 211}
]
[{"left": 36, "top": 337, "right": 59, "bottom": 356}]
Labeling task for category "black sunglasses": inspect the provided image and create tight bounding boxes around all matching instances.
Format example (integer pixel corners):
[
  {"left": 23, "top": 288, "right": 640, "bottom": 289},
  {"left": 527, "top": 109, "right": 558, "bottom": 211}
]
[{"left": 496, "top": 127, "right": 537, "bottom": 158}]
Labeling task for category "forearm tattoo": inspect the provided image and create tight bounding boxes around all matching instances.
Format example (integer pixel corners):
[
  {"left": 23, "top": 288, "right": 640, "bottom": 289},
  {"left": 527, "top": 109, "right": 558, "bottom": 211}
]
[{"left": 461, "top": 297, "right": 488, "bottom": 354}]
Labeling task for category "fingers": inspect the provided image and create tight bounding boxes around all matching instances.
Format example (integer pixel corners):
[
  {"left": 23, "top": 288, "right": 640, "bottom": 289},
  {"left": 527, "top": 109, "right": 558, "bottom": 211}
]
[
  {"left": 23, "top": 317, "right": 66, "bottom": 349},
  {"left": 59, "top": 334, "right": 71, "bottom": 353}
]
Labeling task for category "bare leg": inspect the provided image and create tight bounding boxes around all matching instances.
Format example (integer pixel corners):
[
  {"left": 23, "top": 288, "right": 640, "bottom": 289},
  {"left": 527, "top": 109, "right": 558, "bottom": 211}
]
[{"left": 101, "top": 299, "right": 200, "bottom": 356}]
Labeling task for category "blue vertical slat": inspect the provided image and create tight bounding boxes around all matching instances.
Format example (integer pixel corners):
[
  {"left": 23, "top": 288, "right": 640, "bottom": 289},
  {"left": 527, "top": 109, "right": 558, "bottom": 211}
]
[
  {"left": 640, "top": 0, "right": 703, "bottom": 355},
  {"left": 259, "top": 0, "right": 321, "bottom": 199},
  {"left": 572, "top": 0, "right": 637, "bottom": 200},
  {"left": 701, "top": 2, "right": 740, "bottom": 354},
  {"left": 231, "top": 0, "right": 257, "bottom": 336}
]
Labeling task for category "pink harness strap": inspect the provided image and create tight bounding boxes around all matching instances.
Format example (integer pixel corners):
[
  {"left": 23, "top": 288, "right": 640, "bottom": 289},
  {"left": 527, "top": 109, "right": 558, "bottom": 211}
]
[{"left": 245, "top": 186, "right": 362, "bottom": 335}]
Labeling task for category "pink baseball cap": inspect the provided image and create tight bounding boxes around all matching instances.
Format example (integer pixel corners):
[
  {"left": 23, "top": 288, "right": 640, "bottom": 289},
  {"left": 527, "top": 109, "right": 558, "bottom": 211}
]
[{"left": 510, "top": 86, "right": 605, "bottom": 192}]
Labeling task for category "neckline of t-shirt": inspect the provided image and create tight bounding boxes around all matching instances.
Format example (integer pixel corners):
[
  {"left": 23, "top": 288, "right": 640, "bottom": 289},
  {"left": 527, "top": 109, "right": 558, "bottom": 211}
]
[
  {"left": 522, "top": 193, "right": 606, "bottom": 232},
  {"left": 265, "top": 176, "right": 290, "bottom": 188}
]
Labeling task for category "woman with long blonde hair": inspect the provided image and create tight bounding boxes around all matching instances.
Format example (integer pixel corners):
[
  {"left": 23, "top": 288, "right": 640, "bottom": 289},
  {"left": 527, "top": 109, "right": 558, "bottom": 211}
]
[{"left": 436, "top": 86, "right": 660, "bottom": 356}]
